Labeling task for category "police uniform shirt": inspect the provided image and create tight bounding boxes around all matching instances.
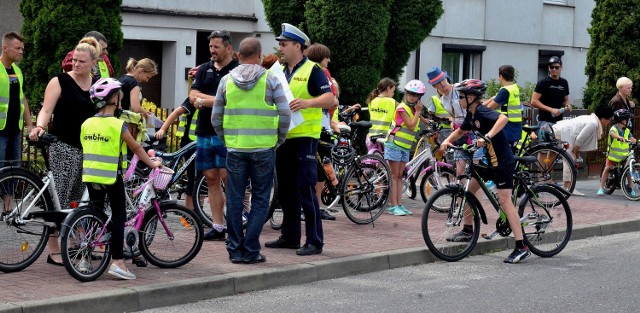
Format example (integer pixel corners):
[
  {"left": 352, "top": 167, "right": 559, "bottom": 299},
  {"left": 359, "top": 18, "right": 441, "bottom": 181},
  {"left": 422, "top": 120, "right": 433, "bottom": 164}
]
[
  {"left": 283, "top": 56, "right": 332, "bottom": 96},
  {"left": 0, "top": 66, "right": 24, "bottom": 136},
  {"left": 460, "top": 105, "right": 514, "bottom": 168},
  {"left": 191, "top": 59, "right": 239, "bottom": 136}
]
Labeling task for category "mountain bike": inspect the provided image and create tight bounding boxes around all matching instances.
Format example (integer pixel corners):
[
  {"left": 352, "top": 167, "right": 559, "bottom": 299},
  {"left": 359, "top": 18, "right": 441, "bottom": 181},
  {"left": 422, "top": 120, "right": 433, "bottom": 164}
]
[
  {"left": 421, "top": 137, "right": 572, "bottom": 262},
  {"left": 600, "top": 142, "right": 640, "bottom": 200},
  {"left": 59, "top": 154, "right": 204, "bottom": 282}
]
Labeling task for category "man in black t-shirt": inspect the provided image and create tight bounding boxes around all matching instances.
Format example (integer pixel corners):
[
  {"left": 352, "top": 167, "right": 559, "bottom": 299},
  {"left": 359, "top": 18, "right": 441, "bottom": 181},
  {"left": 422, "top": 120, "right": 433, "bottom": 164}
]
[
  {"left": 531, "top": 56, "right": 571, "bottom": 127},
  {"left": 0, "top": 32, "right": 34, "bottom": 212},
  {"left": 189, "top": 30, "right": 239, "bottom": 241},
  {"left": 440, "top": 79, "right": 530, "bottom": 264}
]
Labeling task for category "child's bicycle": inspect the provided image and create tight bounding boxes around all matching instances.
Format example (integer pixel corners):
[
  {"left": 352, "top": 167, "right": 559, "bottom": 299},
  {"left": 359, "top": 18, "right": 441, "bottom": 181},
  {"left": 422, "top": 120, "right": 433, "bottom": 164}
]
[
  {"left": 421, "top": 136, "right": 572, "bottom": 262},
  {"left": 600, "top": 142, "right": 640, "bottom": 200},
  {"left": 59, "top": 153, "right": 204, "bottom": 282}
]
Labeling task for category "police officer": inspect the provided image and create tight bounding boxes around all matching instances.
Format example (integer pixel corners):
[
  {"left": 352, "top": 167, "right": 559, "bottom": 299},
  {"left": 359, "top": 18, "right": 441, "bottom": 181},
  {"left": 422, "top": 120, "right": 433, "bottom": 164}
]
[{"left": 264, "top": 23, "right": 335, "bottom": 256}]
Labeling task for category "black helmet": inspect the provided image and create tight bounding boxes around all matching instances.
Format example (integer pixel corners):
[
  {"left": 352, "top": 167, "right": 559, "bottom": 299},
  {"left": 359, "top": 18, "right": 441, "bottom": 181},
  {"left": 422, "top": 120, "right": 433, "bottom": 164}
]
[
  {"left": 548, "top": 56, "right": 562, "bottom": 65},
  {"left": 455, "top": 79, "right": 487, "bottom": 97},
  {"left": 613, "top": 109, "right": 633, "bottom": 123}
]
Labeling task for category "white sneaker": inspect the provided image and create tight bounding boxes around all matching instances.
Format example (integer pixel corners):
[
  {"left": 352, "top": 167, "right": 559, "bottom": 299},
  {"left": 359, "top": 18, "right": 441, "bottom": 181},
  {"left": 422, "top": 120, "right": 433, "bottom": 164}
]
[
  {"left": 78, "top": 258, "right": 91, "bottom": 273},
  {"left": 572, "top": 189, "right": 585, "bottom": 196},
  {"left": 108, "top": 264, "right": 136, "bottom": 280}
]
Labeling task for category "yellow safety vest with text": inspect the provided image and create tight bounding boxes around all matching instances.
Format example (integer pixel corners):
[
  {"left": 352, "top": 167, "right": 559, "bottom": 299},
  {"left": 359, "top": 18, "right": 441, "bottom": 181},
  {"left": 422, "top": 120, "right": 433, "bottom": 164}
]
[
  {"left": 0, "top": 63, "right": 25, "bottom": 130},
  {"left": 368, "top": 97, "right": 396, "bottom": 136},
  {"left": 497, "top": 84, "right": 522, "bottom": 122},
  {"left": 81, "top": 117, "right": 126, "bottom": 185},
  {"left": 177, "top": 110, "right": 198, "bottom": 141},
  {"left": 432, "top": 96, "right": 451, "bottom": 129},
  {"left": 285, "top": 60, "right": 322, "bottom": 139},
  {"left": 392, "top": 103, "right": 420, "bottom": 150},
  {"left": 608, "top": 127, "right": 631, "bottom": 163},
  {"left": 98, "top": 60, "right": 110, "bottom": 78},
  {"left": 223, "top": 72, "right": 278, "bottom": 149}
]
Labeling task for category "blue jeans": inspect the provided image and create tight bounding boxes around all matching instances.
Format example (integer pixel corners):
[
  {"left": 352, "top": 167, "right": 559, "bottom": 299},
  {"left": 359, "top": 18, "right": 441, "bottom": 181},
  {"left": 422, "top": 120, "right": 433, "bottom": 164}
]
[
  {"left": 0, "top": 133, "right": 21, "bottom": 197},
  {"left": 225, "top": 149, "right": 275, "bottom": 260}
]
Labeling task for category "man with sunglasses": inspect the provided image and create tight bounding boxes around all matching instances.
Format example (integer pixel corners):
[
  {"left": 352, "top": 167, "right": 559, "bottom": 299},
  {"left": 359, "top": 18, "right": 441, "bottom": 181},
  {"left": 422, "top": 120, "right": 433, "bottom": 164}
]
[{"left": 189, "top": 30, "right": 239, "bottom": 241}]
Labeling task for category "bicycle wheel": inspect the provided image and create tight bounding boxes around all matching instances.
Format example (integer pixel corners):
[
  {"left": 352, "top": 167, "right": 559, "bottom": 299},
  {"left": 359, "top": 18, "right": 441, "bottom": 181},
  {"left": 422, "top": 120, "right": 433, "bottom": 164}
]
[
  {"left": 193, "top": 174, "right": 213, "bottom": 228},
  {"left": 139, "top": 203, "right": 204, "bottom": 268},
  {"left": 0, "top": 168, "right": 54, "bottom": 273},
  {"left": 521, "top": 145, "right": 576, "bottom": 196},
  {"left": 621, "top": 164, "right": 640, "bottom": 201},
  {"left": 60, "top": 207, "right": 111, "bottom": 282},
  {"left": 341, "top": 154, "right": 390, "bottom": 224},
  {"left": 422, "top": 187, "right": 481, "bottom": 262},
  {"left": 419, "top": 165, "right": 456, "bottom": 204},
  {"left": 600, "top": 162, "right": 617, "bottom": 195},
  {"left": 518, "top": 184, "right": 572, "bottom": 257}
]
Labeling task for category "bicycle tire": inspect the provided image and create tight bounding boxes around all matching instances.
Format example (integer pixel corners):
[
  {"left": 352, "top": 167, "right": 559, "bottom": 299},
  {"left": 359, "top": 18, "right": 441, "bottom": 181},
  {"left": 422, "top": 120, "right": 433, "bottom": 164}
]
[
  {"left": 422, "top": 187, "right": 481, "bottom": 262},
  {"left": 139, "top": 203, "right": 204, "bottom": 268},
  {"left": 419, "top": 165, "right": 457, "bottom": 204},
  {"left": 193, "top": 174, "right": 213, "bottom": 228},
  {"left": 621, "top": 164, "right": 640, "bottom": 201},
  {"left": 60, "top": 207, "right": 111, "bottom": 282},
  {"left": 0, "top": 167, "right": 55, "bottom": 273},
  {"left": 341, "top": 154, "right": 390, "bottom": 224},
  {"left": 518, "top": 184, "right": 572, "bottom": 257},
  {"left": 520, "top": 145, "right": 576, "bottom": 197},
  {"left": 600, "top": 162, "right": 617, "bottom": 195}
]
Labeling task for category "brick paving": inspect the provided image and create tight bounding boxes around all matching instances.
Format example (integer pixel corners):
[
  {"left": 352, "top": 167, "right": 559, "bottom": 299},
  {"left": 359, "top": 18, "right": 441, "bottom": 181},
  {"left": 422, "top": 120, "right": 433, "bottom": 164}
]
[{"left": 0, "top": 179, "right": 638, "bottom": 304}]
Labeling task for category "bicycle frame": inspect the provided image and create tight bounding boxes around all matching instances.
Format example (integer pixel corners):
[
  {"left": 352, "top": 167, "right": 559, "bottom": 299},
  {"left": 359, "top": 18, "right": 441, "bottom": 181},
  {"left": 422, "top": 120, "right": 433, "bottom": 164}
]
[{"left": 155, "top": 141, "right": 197, "bottom": 188}]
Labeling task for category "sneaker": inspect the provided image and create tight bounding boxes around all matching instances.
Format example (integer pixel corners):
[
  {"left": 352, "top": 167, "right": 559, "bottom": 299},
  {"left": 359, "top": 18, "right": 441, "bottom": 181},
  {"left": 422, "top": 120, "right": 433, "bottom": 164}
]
[
  {"left": 78, "top": 258, "right": 91, "bottom": 273},
  {"left": 446, "top": 230, "right": 472, "bottom": 242},
  {"left": 631, "top": 190, "right": 637, "bottom": 197},
  {"left": 320, "top": 209, "right": 336, "bottom": 221},
  {"left": 203, "top": 228, "right": 226, "bottom": 241},
  {"left": 386, "top": 206, "right": 398, "bottom": 214},
  {"left": 107, "top": 264, "right": 136, "bottom": 280},
  {"left": 572, "top": 189, "right": 585, "bottom": 196},
  {"left": 390, "top": 206, "right": 406, "bottom": 216},
  {"left": 398, "top": 205, "right": 412, "bottom": 215},
  {"left": 596, "top": 188, "right": 605, "bottom": 196},
  {"left": 503, "top": 247, "right": 531, "bottom": 264}
]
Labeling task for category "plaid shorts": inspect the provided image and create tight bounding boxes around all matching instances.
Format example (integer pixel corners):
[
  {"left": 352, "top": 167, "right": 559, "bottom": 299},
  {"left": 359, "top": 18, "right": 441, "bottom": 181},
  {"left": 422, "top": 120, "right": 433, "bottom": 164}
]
[{"left": 196, "top": 135, "right": 227, "bottom": 171}]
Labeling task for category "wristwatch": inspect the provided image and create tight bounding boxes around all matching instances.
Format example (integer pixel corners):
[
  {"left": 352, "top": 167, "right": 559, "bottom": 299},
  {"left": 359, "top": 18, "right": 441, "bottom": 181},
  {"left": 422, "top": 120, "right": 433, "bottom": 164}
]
[
  {"left": 484, "top": 134, "right": 492, "bottom": 143},
  {"left": 197, "top": 98, "right": 204, "bottom": 108}
]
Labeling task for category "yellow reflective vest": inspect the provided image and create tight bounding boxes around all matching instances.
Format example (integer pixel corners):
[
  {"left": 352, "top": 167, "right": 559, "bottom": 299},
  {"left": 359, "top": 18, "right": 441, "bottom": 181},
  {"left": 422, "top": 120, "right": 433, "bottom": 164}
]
[
  {"left": 0, "top": 63, "right": 24, "bottom": 131},
  {"left": 81, "top": 117, "right": 126, "bottom": 185},
  {"left": 98, "top": 60, "right": 110, "bottom": 78},
  {"left": 391, "top": 103, "right": 420, "bottom": 150},
  {"left": 431, "top": 96, "right": 451, "bottom": 129},
  {"left": 368, "top": 97, "right": 396, "bottom": 136},
  {"left": 223, "top": 73, "right": 278, "bottom": 149},
  {"left": 177, "top": 110, "right": 198, "bottom": 141},
  {"left": 608, "top": 126, "right": 631, "bottom": 162},
  {"left": 496, "top": 84, "right": 522, "bottom": 122},
  {"left": 286, "top": 60, "right": 322, "bottom": 139}
]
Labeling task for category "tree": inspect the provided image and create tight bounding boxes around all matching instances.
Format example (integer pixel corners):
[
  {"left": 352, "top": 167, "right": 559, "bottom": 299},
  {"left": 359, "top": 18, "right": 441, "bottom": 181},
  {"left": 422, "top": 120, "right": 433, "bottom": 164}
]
[
  {"left": 584, "top": 0, "right": 640, "bottom": 110},
  {"left": 262, "top": 0, "right": 443, "bottom": 106},
  {"left": 19, "top": 0, "right": 123, "bottom": 108}
]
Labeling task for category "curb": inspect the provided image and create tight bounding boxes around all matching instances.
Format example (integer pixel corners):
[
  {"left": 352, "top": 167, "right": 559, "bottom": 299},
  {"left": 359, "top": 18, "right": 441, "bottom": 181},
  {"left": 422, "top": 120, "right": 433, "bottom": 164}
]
[{"left": 2, "top": 217, "right": 638, "bottom": 313}]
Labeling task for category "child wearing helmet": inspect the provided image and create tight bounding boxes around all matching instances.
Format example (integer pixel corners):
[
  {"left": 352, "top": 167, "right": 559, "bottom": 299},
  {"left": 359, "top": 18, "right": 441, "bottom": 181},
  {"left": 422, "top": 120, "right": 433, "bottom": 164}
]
[
  {"left": 80, "top": 78, "right": 162, "bottom": 280},
  {"left": 598, "top": 109, "right": 637, "bottom": 196},
  {"left": 440, "top": 79, "right": 530, "bottom": 264},
  {"left": 384, "top": 79, "right": 427, "bottom": 216}
]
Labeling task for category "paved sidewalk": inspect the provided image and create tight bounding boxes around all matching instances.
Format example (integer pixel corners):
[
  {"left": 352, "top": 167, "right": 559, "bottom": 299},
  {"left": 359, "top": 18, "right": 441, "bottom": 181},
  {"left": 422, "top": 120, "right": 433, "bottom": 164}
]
[{"left": 1, "top": 179, "right": 638, "bottom": 313}]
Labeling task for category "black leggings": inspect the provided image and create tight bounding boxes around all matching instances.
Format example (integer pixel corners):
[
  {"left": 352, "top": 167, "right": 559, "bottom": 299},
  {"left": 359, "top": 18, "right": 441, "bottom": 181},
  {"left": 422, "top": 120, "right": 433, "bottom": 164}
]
[{"left": 87, "top": 176, "right": 126, "bottom": 260}]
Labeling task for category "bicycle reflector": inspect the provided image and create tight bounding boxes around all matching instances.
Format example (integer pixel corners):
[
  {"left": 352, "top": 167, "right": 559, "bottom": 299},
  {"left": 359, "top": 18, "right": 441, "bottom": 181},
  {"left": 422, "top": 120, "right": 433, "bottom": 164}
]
[{"left": 70, "top": 201, "right": 79, "bottom": 209}]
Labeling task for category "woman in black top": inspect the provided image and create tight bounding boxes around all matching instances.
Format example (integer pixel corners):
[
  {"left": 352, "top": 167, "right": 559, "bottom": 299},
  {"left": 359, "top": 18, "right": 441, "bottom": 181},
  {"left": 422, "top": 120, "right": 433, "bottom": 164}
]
[
  {"left": 118, "top": 57, "right": 158, "bottom": 117},
  {"left": 28, "top": 38, "right": 101, "bottom": 265}
]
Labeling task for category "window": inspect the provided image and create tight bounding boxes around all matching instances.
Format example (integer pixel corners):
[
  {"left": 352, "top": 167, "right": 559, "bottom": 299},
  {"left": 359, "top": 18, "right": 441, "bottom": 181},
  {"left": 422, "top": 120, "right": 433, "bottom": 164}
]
[{"left": 441, "top": 44, "right": 485, "bottom": 83}]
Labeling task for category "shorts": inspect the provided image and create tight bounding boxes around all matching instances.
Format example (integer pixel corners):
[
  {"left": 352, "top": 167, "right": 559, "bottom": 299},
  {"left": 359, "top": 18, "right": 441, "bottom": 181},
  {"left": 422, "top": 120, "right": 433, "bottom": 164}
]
[
  {"left": 384, "top": 141, "right": 410, "bottom": 163},
  {"left": 477, "top": 163, "right": 514, "bottom": 189},
  {"left": 605, "top": 158, "right": 619, "bottom": 168},
  {"left": 196, "top": 135, "right": 227, "bottom": 171},
  {"left": 453, "top": 132, "right": 484, "bottom": 161}
]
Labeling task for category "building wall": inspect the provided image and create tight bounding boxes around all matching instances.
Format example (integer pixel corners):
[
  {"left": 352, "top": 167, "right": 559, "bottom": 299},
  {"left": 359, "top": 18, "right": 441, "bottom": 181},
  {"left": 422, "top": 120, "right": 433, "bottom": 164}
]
[{"left": 0, "top": 0, "right": 23, "bottom": 37}]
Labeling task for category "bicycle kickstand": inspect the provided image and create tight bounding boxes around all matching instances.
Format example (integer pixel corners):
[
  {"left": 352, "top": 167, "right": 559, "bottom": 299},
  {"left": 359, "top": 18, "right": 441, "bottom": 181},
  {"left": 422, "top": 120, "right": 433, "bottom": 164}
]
[{"left": 481, "top": 230, "right": 499, "bottom": 240}]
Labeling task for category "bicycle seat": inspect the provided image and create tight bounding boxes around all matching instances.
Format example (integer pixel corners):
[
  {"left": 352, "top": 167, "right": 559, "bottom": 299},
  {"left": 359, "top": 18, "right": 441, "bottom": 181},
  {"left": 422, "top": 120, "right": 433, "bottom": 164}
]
[
  {"left": 155, "top": 141, "right": 197, "bottom": 158},
  {"left": 349, "top": 121, "right": 373, "bottom": 130},
  {"left": 522, "top": 125, "right": 540, "bottom": 133},
  {"left": 369, "top": 134, "right": 386, "bottom": 144},
  {"left": 337, "top": 124, "right": 351, "bottom": 133},
  {"left": 27, "top": 134, "right": 58, "bottom": 147}
]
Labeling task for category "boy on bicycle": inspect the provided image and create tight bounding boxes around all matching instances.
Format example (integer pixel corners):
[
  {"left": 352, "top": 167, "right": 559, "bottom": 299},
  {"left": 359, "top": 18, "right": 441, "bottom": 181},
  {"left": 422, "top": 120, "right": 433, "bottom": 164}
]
[
  {"left": 81, "top": 78, "right": 161, "bottom": 279},
  {"left": 598, "top": 109, "right": 636, "bottom": 196},
  {"left": 440, "top": 79, "right": 530, "bottom": 264}
]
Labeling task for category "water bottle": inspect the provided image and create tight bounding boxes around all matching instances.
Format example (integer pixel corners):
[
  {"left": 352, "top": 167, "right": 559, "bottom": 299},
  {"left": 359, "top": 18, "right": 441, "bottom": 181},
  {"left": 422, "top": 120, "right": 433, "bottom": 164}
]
[
  {"left": 486, "top": 180, "right": 498, "bottom": 198},
  {"left": 323, "top": 157, "right": 338, "bottom": 186},
  {"left": 556, "top": 107, "right": 566, "bottom": 117}
]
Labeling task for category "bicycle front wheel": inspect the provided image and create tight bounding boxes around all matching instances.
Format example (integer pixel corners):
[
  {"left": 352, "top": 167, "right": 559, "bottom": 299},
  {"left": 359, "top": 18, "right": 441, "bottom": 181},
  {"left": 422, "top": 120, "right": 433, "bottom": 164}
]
[
  {"left": 422, "top": 187, "right": 480, "bottom": 262},
  {"left": 518, "top": 185, "right": 572, "bottom": 257},
  {"left": 419, "top": 165, "right": 456, "bottom": 204},
  {"left": 341, "top": 154, "right": 391, "bottom": 224},
  {"left": 139, "top": 203, "right": 204, "bottom": 268},
  {"left": 621, "top": 163, "right": 640, "bottom": 201},
  {"left": 0, "top": 168, "right": 54, "bottom": 273},
  {"left": 522, "top": 145, "right": 576, "bottom": 197},
  {"left": 60, "top": 207, "right": 111, "bottom": 282}
]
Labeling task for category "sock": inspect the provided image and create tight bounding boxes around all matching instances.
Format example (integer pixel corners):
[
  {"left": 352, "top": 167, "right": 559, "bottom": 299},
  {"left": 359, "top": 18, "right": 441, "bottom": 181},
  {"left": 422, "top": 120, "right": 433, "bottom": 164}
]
[
  {"left": 463, "top": 225, "right": 473, "bottom": 234},
  {"left": 515, "top": 240, "right": 525, "bottom": 249},
  {"left": 213, "top": 224, "right": 224, "bottom": 232}
]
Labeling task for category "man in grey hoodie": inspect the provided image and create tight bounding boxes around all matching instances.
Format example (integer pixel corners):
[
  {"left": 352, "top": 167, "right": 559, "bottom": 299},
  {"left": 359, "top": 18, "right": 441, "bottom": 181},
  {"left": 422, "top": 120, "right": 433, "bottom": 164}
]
[{"left": 212, "top": 37, "right": 291, "bottom": 264}]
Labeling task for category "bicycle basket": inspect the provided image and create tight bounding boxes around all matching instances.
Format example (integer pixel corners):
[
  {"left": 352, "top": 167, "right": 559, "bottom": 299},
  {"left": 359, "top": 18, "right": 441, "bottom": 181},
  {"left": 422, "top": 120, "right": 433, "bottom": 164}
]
[{"left": 153, "top": 166, "right": 175, "bottom": 190}]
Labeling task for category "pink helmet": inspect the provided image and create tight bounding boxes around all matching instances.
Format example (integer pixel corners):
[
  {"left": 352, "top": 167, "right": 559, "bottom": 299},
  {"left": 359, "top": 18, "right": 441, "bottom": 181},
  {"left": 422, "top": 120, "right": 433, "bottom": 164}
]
[
  {"left": 90, "top": 78, "right": 122, "bottom": 109},
  {"left": 404, "top": 79, "right": 426, "bottom": 95}
]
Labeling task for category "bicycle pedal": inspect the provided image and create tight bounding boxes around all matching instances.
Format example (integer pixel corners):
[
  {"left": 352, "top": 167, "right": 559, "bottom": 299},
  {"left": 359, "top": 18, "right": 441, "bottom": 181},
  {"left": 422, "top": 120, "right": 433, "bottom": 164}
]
[
  {"left": 481, "top": 231, "right": 498, "bottom": 240},
  {"left": 132, "top": 257, "right": 148, "bottom": 267}
]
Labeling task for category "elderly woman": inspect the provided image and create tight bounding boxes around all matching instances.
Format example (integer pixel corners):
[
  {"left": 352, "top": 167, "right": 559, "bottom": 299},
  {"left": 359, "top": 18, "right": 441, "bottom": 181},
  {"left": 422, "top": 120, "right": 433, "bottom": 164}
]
[
  {"left": 609, "top": 77, "right": 635, "bottom": 131},
  {"left": 29, "top": 37, "right": 101, "bottom": 265}
]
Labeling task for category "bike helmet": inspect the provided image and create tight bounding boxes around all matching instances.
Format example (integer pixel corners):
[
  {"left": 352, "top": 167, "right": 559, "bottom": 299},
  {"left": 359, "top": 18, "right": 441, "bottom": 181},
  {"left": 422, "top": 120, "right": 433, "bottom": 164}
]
[
  {"left": 455, "top": 79, "right": 487, "bottom": 97},
  {"left": 90, "top": 78, "right": 122, "bottom": 109},
  {"left": 613, "top": 108, "right": 633, "bottom": 123},
  {"left": 539, "top": 123, "right": 556, "bottom": 142},
  {"left": 404, "top": 79, "right": 426, "bottom": 95},
  {"left": 547, "top": 56, "right": 562, "bottom": 65}
]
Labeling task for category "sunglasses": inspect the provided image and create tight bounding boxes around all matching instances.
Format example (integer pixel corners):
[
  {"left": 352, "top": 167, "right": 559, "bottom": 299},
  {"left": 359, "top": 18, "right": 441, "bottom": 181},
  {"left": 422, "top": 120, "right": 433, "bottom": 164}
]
[{"left": 549, "top": 65, "right": 561, "bottom": 70}]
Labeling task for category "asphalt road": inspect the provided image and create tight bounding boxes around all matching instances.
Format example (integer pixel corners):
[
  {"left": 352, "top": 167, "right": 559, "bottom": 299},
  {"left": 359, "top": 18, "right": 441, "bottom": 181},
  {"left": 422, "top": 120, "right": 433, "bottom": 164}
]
[{"left": 135, "top": 231, "right": 640, "bottom": 313}]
